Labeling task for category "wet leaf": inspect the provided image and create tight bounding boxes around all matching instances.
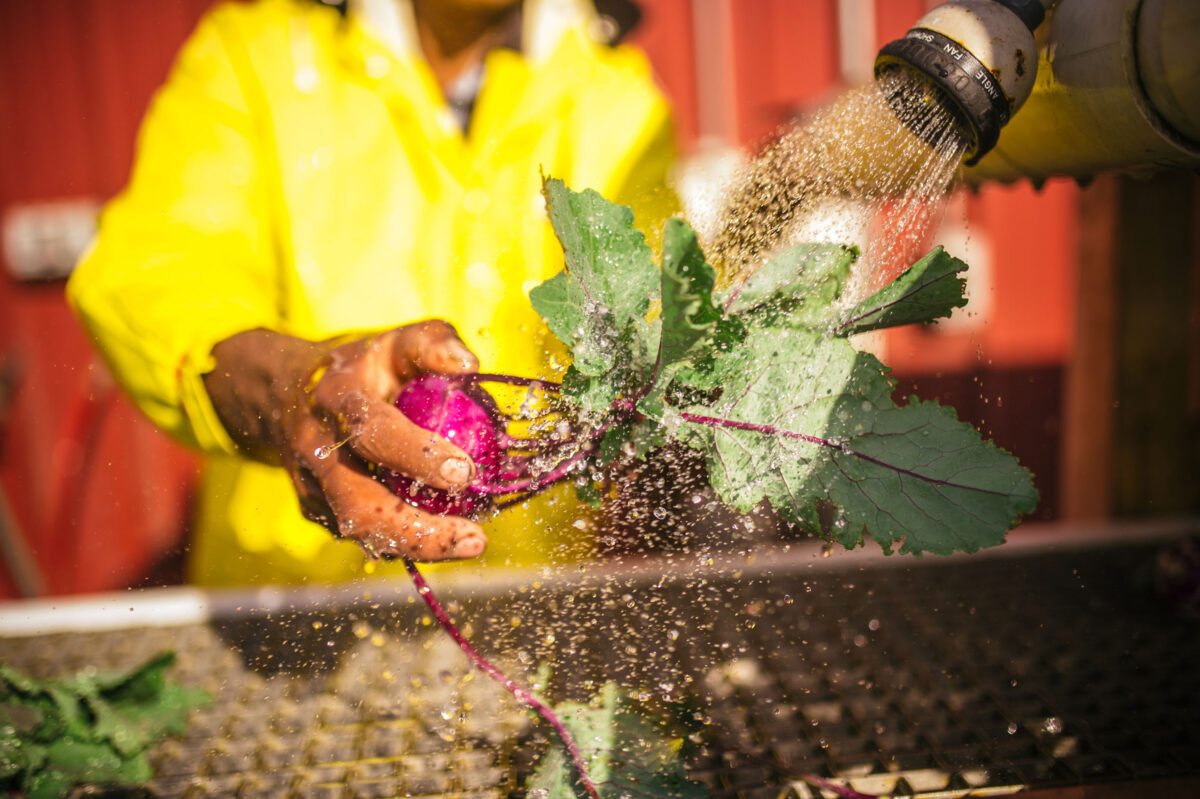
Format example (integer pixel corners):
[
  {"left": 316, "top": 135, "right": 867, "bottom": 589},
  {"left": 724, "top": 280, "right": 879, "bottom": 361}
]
[
  {"left": 836, "top": 245, "right": 967, "bottom": 335},
  {"left": 658, "top": 217, "right": 721, "bottom": 371},
  {"left": 684, "top": 323, "right": 1037, "bottom": 554},
  {"left": 533, "top": 179, "right": 1037, "bottom": 555},
  {"left": 527, "top": 683, "right": 708, "bottom": 798},
  {"left": 532, "top": 178, "right": 659, "bottom": 377},
  {"left": 726, "top": 242, "right": 857, "bottom": 326},
  {"left": 24, "top": 768, "right": 73, "bottom": 799}
]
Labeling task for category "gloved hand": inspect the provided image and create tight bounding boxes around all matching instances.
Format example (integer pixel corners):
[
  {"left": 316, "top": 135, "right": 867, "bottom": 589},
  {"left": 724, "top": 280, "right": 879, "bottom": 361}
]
[{"left": 203, "top": 321, "right": 487, "bottom": 561}]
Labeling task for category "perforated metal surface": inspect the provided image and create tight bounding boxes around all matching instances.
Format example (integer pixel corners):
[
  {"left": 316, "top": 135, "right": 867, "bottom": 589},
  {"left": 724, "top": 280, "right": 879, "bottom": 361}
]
[{"left": 2, "top": 527, "right": 1198, "bottom": 798}]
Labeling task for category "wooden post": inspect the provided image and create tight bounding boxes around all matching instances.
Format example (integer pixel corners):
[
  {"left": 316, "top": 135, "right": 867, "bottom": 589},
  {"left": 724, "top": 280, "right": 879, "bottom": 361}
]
[
  {"left": 1061, "top": 172, "right": 1200, "bottom": 519},
  {"left": 1061, "top": 175, "right": 1118, "bottom": 520},
  {"left": 1112, "top": 172, "right": 1199, "bottom": 514}
]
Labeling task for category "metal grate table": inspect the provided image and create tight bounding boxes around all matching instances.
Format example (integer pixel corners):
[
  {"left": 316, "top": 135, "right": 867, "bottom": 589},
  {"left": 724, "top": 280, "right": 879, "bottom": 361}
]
[{"left": 2, "top": 522, "right": 1197, "bottom": 798}]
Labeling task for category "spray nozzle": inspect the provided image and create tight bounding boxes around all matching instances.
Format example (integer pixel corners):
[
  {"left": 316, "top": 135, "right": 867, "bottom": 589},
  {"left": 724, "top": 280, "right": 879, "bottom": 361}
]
[{"left": 873, "top": 0, "right": 1044, "bottom": 164}]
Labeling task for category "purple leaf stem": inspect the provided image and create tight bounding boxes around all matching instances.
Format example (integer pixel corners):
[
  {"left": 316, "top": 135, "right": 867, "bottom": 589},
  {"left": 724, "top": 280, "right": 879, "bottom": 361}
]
[
  {"left": 483, "top": 412, "right": 627, "bottom": 499},
  {"left": 403, "top": 559, "right": 601, "bottom": 799},
  {"left": 499, "top": 433, "right": 570, "bottom": 454},
  {"left": 680, "top": 411, "right": 1025, "bottom": 498},
  {"left": 797, "top": 774, "right": 879, "bottom": 799},
  {"left": 491, "top": 490, "right": 539, "bottom": 512},
  {"left": 722, "top": 282, "right": 748, "bottom": 314},
  {"left": 680, "top": 412, "right": 829, "bottom": 447},
  {"left": 462, "top": 372, "right": 562, "bottom": 392},
  {"left": 479, "top": 445, "right": 594, "bottom": 496},
  {"left": 482, "top": 400, "right": 638, "bottom": 498}
]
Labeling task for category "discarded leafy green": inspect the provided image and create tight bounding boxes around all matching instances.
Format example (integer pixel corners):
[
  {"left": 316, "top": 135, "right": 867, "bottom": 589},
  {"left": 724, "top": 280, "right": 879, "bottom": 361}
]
[
  {"left": 0, "top": 652, "right": 208, "bottom": 799},
  {"left": 527, "top": 683, "right": 707, "bottom": 799}
]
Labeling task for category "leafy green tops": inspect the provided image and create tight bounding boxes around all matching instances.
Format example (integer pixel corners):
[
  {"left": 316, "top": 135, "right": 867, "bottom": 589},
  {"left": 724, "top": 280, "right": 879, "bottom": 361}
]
[{"left": 532, "top": 177, "right": 1037, "bottom": 556}]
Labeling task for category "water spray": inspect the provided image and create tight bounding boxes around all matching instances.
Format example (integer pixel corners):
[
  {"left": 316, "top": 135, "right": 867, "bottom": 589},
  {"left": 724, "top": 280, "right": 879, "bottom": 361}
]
[{"left": 873, "top": 0, "right": 1047, "bottom": 165}]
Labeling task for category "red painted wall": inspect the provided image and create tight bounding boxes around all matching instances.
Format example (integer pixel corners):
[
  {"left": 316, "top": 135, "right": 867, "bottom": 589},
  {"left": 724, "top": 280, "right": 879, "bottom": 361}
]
[
  {"left": 628, "top": 0, "right": 700, "bottom": 147},
  {"left": 0, "top": 0, "right": 213, "bottom": 598},
  {"left": 726, "top": 0, "right": 840, "bottom": 147}
]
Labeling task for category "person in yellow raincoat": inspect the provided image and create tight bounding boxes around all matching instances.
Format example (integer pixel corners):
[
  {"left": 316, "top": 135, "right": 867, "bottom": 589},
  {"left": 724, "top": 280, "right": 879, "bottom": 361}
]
[{"left": 67, "top": 0, "right": 676, "bottom": 586}]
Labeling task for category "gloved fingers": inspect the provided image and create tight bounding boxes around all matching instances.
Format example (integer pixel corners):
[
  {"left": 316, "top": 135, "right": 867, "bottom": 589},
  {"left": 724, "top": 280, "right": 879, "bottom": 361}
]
[
  {"left": 283, "top": 414, "right": 342, "bottom": 531},
  {"left": 357, "top": 501, "right": 488, "bottom": 562},
  {"left": 308, "top": 322, "right": 475, "bottom": 412},
  {"left": 287, "top": 415, "right": 485, "bottom": 561},
  {"left": 305, "top": 323, "right": 479, "bottom": 490},
  {"left": 291, "top": 465, "right": 338, "bottom": 532},
  {"left": 323, "top": 388, "right": 474, "bottom": 491},
  {"left": 302, "top": 441, "right": 486, "bottom": 561},
  {"left": 388, "top": 320, "right": 479, "bottom": 379}
]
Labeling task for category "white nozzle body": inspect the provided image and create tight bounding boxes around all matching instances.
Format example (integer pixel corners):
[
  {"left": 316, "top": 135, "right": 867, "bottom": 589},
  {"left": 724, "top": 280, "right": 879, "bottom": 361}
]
[{"left": 912, "top": 0, "right": 1039, "bottom": 115}]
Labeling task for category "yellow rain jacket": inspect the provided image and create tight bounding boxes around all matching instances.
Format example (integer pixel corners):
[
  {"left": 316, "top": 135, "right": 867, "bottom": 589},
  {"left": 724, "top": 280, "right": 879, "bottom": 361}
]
[{"left": 67, "top": 0, "right": 676, "bottom": 586}]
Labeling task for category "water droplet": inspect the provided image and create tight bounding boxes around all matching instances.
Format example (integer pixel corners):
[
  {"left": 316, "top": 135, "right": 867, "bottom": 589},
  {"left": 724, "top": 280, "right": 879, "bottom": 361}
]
[{"left": 314, "top": 434, "right": 352, "bottom": 460}]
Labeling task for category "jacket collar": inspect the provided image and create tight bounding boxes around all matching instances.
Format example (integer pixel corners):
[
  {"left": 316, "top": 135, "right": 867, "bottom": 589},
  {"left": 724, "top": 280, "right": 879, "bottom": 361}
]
[
  {"left": 346, "top": 0, "right": 601, "bottom": 63},
  {"left": 324, "top": 0, "right": 605, "bottom": 186}
]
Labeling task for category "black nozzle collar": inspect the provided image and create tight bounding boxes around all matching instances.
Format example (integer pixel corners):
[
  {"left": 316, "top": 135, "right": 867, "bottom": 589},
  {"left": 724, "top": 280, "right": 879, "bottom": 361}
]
[{"left": 874, "top": 28, "right": 1012, "bottom": 164}]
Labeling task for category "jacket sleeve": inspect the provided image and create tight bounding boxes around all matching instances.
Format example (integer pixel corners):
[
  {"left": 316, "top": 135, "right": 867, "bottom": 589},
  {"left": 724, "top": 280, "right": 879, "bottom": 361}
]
[{"left": 67, "top": 4, "right": 280, "bottom": 455}]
